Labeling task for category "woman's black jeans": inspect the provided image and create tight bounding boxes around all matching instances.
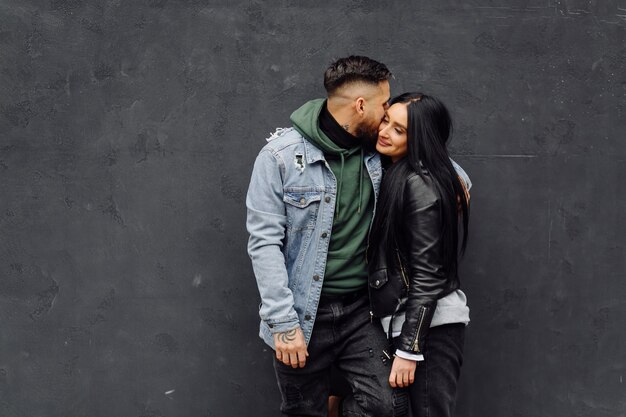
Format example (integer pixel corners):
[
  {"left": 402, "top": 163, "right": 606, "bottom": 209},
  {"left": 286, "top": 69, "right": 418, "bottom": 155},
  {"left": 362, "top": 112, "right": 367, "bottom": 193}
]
[{"left": 404, "top": 323, "right": 465, "bottom": 417}]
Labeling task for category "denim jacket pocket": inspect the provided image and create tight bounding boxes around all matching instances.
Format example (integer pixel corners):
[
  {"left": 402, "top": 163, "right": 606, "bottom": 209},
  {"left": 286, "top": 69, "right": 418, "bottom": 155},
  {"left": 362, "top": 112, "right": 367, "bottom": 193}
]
[{"left": 283, "top": 190, "right": 322, "bottom": 230}]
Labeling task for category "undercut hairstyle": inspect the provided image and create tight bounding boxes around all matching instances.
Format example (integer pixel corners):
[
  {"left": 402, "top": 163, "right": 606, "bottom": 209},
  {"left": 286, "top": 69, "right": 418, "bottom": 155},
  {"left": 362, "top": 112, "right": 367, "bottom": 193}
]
[{"left": 323, "top": 55, "right": 392, "bottom": 95}]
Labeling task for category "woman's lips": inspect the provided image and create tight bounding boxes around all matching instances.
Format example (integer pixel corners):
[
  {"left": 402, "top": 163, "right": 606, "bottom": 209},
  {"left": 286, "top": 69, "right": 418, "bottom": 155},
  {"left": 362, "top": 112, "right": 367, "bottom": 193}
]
[{"left": 377, "top": 137, "right": 391, "bottom": 147}]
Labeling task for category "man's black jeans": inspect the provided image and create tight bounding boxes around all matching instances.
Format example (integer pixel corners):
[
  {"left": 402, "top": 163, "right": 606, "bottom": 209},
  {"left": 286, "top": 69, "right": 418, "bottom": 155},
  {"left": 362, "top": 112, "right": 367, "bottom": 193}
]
[{"left": 273, "top": 293, "right": 408, "bottom": 417}]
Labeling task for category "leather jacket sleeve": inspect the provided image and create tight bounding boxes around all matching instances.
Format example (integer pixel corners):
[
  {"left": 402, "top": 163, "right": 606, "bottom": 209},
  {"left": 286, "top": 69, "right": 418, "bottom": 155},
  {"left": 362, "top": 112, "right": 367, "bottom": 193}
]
[{"left": 396, "top": 174, "right": 448, "bottom": 353}]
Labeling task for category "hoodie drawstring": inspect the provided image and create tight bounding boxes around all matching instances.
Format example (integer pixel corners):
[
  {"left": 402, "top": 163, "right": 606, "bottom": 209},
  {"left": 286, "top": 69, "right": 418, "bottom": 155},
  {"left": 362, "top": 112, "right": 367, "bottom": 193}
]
[
  {"left": 334, "top": 148, "right": 365, "bottom": 216},
  {"left": 335, "top": 153, "right": 345, "bottom": 217},
  {"left": 357, "top": 147, "right": 364, "bottom": 214}
]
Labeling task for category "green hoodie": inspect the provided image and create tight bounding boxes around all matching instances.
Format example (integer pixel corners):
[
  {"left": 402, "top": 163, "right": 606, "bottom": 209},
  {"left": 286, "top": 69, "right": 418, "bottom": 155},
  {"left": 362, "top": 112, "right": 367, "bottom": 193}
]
[{"left": 290, "top": 99, "right": 374, "bottom": 295}]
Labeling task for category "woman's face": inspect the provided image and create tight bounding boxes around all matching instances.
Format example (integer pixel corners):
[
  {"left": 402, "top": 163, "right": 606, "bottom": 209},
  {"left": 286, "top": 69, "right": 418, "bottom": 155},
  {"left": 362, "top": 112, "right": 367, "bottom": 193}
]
[{"left": 376, "top": 103, "right": 408, "bottom": 162}]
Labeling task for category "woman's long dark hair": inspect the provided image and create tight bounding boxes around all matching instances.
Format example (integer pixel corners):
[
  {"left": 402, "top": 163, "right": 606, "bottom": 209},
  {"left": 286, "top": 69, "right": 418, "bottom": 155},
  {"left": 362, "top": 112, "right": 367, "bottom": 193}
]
[{"left": 368, "top": 92, "right": 469, "bottom": 279}]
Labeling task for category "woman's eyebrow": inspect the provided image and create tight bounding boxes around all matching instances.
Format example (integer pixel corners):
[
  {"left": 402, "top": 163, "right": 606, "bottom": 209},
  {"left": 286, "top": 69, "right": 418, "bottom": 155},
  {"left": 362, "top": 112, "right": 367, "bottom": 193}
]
[{"left": 392, "top": 120, "right": 407, "bottom": 130}]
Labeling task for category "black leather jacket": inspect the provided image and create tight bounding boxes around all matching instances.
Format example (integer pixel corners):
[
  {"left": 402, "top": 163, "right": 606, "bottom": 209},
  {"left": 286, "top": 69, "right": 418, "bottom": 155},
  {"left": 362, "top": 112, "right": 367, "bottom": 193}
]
[{"left": 368, "top": 172, "right": 459, "bottom": 354}]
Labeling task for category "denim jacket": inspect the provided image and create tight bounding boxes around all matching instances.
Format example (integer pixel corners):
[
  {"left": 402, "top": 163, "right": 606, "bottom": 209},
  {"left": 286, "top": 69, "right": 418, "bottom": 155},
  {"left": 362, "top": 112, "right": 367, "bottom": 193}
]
[{"left": 246, "top": 127, "right": 382, "bottom": 349}]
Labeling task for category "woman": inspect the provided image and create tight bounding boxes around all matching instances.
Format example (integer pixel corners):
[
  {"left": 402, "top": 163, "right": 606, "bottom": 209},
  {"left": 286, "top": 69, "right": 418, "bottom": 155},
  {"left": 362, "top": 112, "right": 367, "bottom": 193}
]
[{"left": 367, "top": 92, "right": 471, "bottom": 417}]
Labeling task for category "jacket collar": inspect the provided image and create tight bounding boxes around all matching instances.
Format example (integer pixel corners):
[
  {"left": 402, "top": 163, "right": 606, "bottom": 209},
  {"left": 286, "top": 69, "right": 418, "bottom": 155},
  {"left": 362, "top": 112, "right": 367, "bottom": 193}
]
[
  {"left": 303, "top": 137, "right": 325, "bottom": 163},
  {"left": 302, "top": 137, "right": 376, "bottom": 163}
]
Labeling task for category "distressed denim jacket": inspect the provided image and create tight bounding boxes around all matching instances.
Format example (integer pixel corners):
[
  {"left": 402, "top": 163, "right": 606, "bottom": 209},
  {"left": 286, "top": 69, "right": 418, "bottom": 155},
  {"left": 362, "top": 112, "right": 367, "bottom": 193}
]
[{"left": 246, "top": 127, "right": 382, "bottom": 349}]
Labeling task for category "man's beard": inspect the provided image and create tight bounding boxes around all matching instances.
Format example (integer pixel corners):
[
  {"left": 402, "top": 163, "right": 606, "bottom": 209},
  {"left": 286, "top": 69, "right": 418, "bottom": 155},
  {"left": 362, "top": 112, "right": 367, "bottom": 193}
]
[{"left": 355, "top": 121, "right": 379, "bottom": 151}]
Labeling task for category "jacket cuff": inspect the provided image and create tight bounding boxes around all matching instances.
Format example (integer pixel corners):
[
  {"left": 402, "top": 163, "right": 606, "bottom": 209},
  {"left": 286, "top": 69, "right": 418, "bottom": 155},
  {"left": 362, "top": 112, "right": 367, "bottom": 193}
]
[
  {"left": 264, "top": 316, "right": 300, "bottom": 334},
  {"left": 397, "top": 304, "right": 436, "bottom": 353}
]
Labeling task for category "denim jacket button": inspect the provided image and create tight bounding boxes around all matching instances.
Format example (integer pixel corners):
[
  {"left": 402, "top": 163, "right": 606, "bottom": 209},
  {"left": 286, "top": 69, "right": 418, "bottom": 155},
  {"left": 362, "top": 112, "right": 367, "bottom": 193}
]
[
  {"left": 313, "top": 275, "right": 320, "bottom": 281},
  {"left": 304, "top": 314, "right": 312, "bottom": 321},
  {"left": 324, "top": 196, "right": 331, "bottom": 203},
  {"left": 299, "top": 197, "right": 306, "bottom": 204},
  {"left": 321, "top": 232, "right": 328, "bottom": 238}
]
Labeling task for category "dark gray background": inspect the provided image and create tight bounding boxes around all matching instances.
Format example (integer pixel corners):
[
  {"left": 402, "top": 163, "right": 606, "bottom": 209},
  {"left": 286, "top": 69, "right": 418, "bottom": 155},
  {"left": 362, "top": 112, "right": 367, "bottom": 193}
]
[{"left": 1, "top": 1, "right": 625, "bottom": 416}]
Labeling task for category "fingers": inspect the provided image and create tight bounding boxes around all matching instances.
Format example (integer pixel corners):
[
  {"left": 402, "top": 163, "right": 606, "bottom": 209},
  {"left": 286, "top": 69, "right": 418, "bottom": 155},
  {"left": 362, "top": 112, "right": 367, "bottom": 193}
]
[
  {"left": 297, "top": 350, "right": 307, "bottom": 368},
  {"left": 289, "top": 352, "right": 299, "bottom": 368},
  {"left": 276, "top": 349, "right": 292, "bottom": 367},
  {"left": 389, "top": 370, "right": 398, "bottom": 388},
  {"left": 391, "top": 372, "right": 409, "bottom": 388},
  {"left": 390, "top": 372, "right": 405, "bottom": 388},
  {"left": 389, "top": 368, "right": 416, "bottom": 388},
  {"left": 390, "top": 373, "right": 406, "bottom": 388},
  {"left": 389, "top": 374, "right": 397, "bottom": 388},
  {"left": 291, "top": 349, "right": 308, "bottom": 368},
  {"left": 277, "top": 350, "right": 307, "bottom": 368},
  {"left": 277, "top": 350, "right": 290, "bottom": 366},
  {"left": 276, "top": 348, "right": 308, "bottom": 368}
]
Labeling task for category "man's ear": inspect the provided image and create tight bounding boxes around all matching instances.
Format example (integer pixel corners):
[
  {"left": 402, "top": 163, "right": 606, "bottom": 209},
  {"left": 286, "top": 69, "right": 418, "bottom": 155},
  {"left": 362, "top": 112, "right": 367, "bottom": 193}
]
[{"left": 355, "top": 97, "right": 366, "bottom": 116}]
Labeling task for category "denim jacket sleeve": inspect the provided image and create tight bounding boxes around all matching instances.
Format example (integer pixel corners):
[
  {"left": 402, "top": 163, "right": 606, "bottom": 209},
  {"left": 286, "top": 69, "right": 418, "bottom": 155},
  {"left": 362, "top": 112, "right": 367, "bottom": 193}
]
[
  {"left": 450, "top": 158, "right": 472, "bottom": 192},
  {"left": 246, "top": 148, "right": 300, "bottom": 334}
]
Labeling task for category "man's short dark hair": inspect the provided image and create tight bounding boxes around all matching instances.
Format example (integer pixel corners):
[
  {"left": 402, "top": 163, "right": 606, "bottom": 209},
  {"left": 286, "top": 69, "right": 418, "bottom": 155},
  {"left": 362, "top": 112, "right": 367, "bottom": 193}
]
[{"left": 323, "top": 55, "right": 392, "bottom": 95}]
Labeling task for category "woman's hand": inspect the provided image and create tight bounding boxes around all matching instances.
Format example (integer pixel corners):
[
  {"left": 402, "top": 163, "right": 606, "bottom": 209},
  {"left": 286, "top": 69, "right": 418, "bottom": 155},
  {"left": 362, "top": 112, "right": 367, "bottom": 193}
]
[{"left": 389, "top": 356, "right": 416, "bottom": 388}]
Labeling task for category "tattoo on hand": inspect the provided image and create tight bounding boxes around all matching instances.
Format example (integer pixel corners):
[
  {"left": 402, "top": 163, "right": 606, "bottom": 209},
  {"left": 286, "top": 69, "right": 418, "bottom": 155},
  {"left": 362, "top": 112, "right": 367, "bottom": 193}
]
[{"left": 278, "top": 329, "right": 297, "bottom": 344}]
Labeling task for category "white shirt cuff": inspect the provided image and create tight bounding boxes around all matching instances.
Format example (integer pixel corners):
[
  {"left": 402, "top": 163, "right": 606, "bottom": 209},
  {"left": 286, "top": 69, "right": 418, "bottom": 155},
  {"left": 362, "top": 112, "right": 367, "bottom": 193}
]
[{"left": 395, "top": 349, "right": 424, "bottom": 362}]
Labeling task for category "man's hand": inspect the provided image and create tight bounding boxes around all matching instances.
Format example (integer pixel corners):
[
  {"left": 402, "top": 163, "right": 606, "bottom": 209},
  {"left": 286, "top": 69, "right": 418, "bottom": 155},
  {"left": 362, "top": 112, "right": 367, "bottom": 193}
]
[
  {"left": 389, "top": 356, "right": 416, "bottom": 388},
  {"left": 274, "top": 327, "right": 309, "bottom": 368}
]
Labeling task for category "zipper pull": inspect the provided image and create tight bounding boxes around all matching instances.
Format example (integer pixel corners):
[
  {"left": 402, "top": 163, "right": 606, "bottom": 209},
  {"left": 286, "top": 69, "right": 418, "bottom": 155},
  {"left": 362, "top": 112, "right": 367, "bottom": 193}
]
[{"left": 369, "top": 311, "right": 374, "bottom": 323}]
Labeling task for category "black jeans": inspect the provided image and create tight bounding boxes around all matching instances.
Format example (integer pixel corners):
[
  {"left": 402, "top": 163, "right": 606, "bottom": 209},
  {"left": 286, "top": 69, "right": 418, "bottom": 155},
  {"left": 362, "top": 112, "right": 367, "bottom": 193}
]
[
  {"left": 406, "top": 323, "right": 465, "bottom": 417},
  {"left": 273, "top": 293, "right": 408, "bottom": 417}
]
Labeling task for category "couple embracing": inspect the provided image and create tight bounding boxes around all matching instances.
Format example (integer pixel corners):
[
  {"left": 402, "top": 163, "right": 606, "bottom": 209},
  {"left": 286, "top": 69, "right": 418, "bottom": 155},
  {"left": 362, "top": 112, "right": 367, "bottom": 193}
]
[{"left": 246, "top": 56, "right": 471, "bottom": 417}]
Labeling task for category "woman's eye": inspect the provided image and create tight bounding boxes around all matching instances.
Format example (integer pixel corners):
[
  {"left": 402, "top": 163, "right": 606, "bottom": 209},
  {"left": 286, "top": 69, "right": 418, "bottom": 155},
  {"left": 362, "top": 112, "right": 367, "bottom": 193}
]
[{"left": 395, "top": 128, "right": 402, "bottom": 134}]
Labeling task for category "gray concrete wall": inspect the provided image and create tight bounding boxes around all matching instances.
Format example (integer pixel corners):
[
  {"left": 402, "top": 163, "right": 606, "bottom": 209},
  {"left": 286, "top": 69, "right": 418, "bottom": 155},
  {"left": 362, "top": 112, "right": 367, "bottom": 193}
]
[{"left": 1, "top": 1, "right": 624, "bottom": 416}]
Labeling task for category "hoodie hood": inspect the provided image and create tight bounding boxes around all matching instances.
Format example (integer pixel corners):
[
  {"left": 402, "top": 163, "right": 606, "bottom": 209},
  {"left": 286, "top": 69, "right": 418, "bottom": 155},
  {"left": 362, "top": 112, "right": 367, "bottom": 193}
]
[{"left": 290, "top": 99, "right": 358, "bottom": 156}]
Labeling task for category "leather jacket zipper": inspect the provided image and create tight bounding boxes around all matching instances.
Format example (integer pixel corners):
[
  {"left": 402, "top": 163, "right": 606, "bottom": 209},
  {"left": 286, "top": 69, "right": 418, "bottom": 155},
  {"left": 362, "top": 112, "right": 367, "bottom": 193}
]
[
  {"left": 412, "top": 306, "right": 428, "bottom": 352},
  {"left": 396, "top": 249, "right": 409, "bottom": 290}
]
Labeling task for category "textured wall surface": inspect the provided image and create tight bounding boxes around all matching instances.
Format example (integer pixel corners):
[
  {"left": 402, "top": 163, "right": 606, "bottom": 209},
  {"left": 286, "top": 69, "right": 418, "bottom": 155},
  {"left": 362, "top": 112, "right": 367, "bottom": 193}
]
[{"left": 1, "top": 1, "right": 625, "bottom": 416}]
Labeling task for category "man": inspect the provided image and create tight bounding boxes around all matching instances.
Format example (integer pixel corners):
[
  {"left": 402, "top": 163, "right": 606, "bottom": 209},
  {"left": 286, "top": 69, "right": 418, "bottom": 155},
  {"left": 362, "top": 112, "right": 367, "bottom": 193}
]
[{"left": 246, "top": 56, "right": 406, "bottom": 416}]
